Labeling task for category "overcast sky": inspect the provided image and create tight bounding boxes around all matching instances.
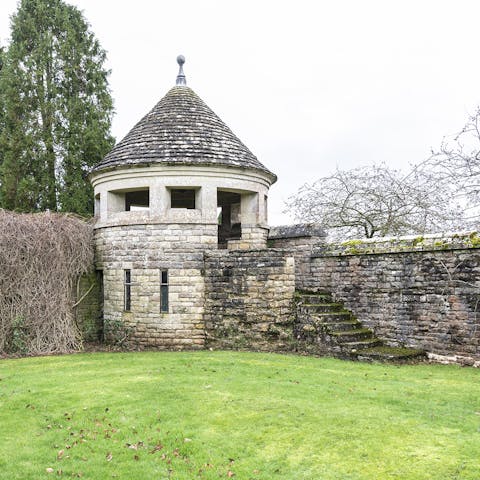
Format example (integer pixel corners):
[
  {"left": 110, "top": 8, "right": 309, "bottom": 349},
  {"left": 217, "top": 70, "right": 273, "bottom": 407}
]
[{"left": 1, "top": 0, "right": 480, "bottom": 225}]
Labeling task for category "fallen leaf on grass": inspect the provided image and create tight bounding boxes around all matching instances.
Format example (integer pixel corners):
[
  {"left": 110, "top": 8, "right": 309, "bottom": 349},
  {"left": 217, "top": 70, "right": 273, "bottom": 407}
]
[
  {"left": 149, "top": 444, "right": 163, "bottom": 454},
  {"left": 126, "top": 441, "right": 144, "bottom": 450},
  {"left": 46, "top": 467, "right": 54, "bottom": 473},
  {"left": 227, "top": 471, "right": 235, "bottom": 477},
  {"left": 57, "top": 450, "right": 64, "bottom": 459},
  {"left": 106, "top": 452, "right": 113, "bottom": 462}
]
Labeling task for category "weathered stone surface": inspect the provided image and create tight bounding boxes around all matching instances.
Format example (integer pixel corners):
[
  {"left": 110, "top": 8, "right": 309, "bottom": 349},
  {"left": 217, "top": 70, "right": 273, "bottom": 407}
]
[
  {"left": 268, "top": 225, "right": 326, "bottom": 290},
  {"left": 204, "top": 249, "right": 295, "bottom": 351},
  {"left": 95, "top": 223, "right": 212, "bottom": 349},
  {"left": 293, "top": 291, "right": 425, "bottom": 362},
  {"left": 268, "top": 223, "right": 326, "bottom": 240},
  {"left": 313, "top": 231, "right": 480, "bottom": 256},
  {"left": 287, "top": 233, "right": 480, "bottom": 364}
]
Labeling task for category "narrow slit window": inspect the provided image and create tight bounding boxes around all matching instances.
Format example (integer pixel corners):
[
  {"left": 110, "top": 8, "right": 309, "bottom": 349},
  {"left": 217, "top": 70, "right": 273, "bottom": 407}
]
[
  {"left": 160, "top": 270, "right": 169, "bottom": 313},
  {"left": 124, "top": 269, "right": 132, "bottom": 311},
  {"left": 94, "top": 193, "right": 100, "bottom": 217}
]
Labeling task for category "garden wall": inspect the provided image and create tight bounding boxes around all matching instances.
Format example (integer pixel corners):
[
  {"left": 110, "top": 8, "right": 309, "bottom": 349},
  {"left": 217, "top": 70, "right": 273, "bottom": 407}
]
[
  {"left": 287, "top": 233, "right": 480, "bottom": 365},
  {"left": 204, "top": 249, "right": 296, "bottom": 351},
  {"left": 268, "top": 224, "right": 326, "bottom": 289}
]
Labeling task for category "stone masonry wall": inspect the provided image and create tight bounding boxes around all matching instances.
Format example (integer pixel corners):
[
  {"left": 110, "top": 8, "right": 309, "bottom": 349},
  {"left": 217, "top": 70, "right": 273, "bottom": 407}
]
[
  {"left": 305, "top": 233, "right": 480, "bottom": 364},
  {"left": 268, "top": 224, "right": 326, "bottom": 289},
  {"left": 228, "top": 226, "right": 269, "bottom": 251},
  {"left": 204, "top": 249, "right": 296, "bottom": 351},
  {"left": 95, "top": 223, "right": 217, "bottom": 349}
]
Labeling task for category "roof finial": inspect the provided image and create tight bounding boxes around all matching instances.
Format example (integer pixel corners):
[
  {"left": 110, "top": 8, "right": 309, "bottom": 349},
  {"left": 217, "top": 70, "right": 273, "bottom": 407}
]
[{"left": 176, "top": 55, "right": 186, "bottom": 86}]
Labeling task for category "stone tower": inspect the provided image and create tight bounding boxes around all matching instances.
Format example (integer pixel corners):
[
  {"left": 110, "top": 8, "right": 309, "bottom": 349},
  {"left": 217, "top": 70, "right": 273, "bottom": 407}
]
[{"left": 90, "top": 57, "right": 277, "bottom": 348}]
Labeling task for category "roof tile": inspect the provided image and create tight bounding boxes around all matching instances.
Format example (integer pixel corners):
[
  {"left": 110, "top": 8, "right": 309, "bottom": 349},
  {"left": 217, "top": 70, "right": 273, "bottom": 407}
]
[{"left": 92, "top": 86, "right": 276, "bottom": 181}]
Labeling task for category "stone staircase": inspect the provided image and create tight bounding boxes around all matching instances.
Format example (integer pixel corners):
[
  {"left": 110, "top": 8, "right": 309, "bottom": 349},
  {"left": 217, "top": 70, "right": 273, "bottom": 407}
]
[{"left": 294, "top": 291, "right": 425, "bottom": 363}]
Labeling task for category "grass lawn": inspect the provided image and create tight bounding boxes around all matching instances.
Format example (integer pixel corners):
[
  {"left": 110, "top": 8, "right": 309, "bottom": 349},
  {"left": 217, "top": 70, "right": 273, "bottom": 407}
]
[{"left": 0, "top": 351, "right": 479, "bottom": 479}]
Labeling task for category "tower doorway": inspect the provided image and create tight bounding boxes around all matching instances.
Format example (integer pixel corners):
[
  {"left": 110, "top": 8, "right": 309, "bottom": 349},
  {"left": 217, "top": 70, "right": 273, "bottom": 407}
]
[{"left": 217, "top": 190, "right": 241, "bottom": 248}]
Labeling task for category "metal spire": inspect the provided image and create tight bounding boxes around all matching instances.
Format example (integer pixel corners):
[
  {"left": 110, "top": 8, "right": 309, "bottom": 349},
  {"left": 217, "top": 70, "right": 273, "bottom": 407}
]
[{"left": 176, "top": 55, "right": 186, "bottom": 85}]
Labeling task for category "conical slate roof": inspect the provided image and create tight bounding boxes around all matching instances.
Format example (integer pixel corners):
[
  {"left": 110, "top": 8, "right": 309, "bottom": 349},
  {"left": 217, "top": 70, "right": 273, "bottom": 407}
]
[{"left": 92, "top": 85, "right": 276, "bottom": 180}]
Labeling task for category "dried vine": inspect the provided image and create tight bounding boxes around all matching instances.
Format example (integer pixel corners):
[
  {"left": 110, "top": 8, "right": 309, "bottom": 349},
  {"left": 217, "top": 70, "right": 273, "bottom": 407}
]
[{"left": 0, "top": 210, "right": 94, "bottom": 354}]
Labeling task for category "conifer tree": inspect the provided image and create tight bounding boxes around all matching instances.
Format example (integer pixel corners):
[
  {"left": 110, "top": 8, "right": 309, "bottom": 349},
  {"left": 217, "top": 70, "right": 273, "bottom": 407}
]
[
  {"left": 0, "top": 0, "right": 114, "bottom": 215},
  {"left": 0, "top": 46, "right": 4, "bottom": 176}
]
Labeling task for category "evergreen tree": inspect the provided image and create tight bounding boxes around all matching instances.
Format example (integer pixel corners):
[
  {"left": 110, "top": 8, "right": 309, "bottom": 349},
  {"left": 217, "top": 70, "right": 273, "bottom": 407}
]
[
  {"left": 0, "top": 0, "right": 114, "bottom": 215},
  {"left": 0, "top": 46, "right": 4, "bottom": 182}
]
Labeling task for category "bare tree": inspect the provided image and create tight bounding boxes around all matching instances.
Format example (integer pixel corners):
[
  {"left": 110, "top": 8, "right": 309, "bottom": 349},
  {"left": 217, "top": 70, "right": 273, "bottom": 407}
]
[
  {"left": 285, "top": 164, "right": 464, "bottom": 240},
  {"left": 419, "top": 107, "right": 480, "bottom": 225}
]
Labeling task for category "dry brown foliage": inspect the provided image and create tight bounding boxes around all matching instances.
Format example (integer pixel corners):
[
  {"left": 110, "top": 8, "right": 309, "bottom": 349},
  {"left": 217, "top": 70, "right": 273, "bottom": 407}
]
[{"left": 0, "top": 210, "right": 94, "bottom": 354}]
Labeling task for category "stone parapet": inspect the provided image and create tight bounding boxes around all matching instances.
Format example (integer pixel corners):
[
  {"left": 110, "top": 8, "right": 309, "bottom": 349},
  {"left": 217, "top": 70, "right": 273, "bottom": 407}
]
[
  {"left": 313, "top": 231, "right": 480, "bottom": 257},
  {"left": 268, "top": 223, "right": 326, "bottom": 240},
  {"left": 268, "top": 223, "right": 326, "bottom": 289}
]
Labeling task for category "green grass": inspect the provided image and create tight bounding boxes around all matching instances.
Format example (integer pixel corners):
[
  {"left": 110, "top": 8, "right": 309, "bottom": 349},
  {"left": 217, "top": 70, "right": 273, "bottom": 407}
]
[{"left": 0, "top": 351, "right": 479, "bottom": 479}]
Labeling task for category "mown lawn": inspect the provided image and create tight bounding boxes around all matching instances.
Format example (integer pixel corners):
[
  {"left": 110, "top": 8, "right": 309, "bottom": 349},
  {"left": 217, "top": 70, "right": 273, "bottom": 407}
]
[{"left": 0, "top": 351, "right": 479, "bottom": 479}]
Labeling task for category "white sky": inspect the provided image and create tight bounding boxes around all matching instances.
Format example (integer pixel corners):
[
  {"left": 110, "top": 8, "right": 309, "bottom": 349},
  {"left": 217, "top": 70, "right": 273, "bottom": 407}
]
[{"left": 1, "top": 0, "right": 480, "bottom": 225}]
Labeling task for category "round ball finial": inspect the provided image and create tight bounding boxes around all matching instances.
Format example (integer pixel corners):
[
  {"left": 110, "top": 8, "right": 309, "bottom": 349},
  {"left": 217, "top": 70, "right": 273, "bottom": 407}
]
[{"left": 176, "top": 55, "right": 187, "bottom": 85}]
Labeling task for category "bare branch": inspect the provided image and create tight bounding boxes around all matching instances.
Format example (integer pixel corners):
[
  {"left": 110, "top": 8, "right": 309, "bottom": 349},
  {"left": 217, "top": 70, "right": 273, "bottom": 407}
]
[
  {"left": 0, "top": 210, "right": 93, "bottom": 354},
  {"left": 285, "top": 163, "right": 464, "bottom": 240}
]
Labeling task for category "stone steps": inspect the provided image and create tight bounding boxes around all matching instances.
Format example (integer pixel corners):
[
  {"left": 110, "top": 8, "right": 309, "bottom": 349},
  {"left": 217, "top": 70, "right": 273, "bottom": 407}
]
[
  {"left": 294, "top": 291, "right": 426, "bottom": 363},
  {"left": 311, "top": 312, "right": 353, "bottom": 321},
  {"left": 357, "top": 346, "right": 426, "bottom": 362},
  {"left": 331, "top": 328, "right": 374, "bottom": 343},
  {"left": 321, "top": 320, "right": 362, "bottom": 331},
  {"left": 342, "top": 338, "right": 383, "bottom": 350},
  {"left": 300, "top": 303, "right": 344, "bottom": 313},
  {"left": 297, "top": 293, "right": 333, "bottom": 304}
]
